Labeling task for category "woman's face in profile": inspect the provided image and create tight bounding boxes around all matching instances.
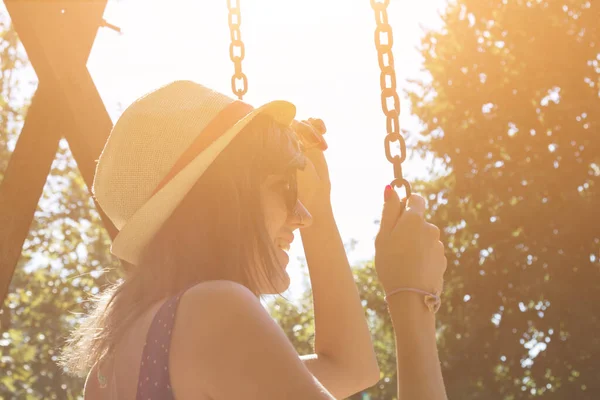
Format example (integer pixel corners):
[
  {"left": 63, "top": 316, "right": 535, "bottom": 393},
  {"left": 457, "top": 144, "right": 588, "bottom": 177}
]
[{"left": 259, "top": 172, "right": 313, "bottom": 294}]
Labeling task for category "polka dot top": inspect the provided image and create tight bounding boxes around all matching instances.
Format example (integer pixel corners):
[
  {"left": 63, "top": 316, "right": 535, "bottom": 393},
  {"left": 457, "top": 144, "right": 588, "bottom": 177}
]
[{"left": 135, "top": 290, "right": 186, "bottom": 400}]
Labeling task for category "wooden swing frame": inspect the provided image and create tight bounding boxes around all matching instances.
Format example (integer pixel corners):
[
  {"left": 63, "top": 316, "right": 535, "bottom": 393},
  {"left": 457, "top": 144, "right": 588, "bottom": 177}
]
[{"left": 1, "top": 1, "right": 117, "bottom": 304}]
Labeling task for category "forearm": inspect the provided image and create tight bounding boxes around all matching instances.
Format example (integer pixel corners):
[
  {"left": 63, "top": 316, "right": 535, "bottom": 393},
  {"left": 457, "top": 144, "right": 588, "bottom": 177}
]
[
  {"left": 387, "top": 293, "right": 447, "bottom": 400},
  {"left": 300, "top": 203, "right": 380, "bottom": 382}
]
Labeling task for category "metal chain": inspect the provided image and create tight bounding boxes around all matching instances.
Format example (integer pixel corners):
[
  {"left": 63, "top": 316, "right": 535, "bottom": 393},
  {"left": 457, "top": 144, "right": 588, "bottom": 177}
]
[
  {"left": 370, "top": 0, "right": 411, "bottom": 197},
  {"left": 227, "top": 0, "right": 248, "bottom": 99}
]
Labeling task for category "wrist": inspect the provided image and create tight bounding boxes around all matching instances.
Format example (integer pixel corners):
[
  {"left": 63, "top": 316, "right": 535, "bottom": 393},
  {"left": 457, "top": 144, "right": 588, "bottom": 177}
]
[
  {"left": 386, "top": 287, "right": 441, "bottom": 314},
  {"left": 386, "top": 291, "right": 436, "bottom": 328}
]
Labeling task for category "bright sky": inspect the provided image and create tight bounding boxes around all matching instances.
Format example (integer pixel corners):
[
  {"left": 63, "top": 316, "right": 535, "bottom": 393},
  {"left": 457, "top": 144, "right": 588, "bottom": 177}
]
[{"left": 10, "top": 0, "right": 448, "bottom": 300}]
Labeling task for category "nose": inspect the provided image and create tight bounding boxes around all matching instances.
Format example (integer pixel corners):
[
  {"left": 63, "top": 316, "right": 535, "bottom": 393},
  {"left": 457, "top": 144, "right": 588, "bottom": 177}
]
[{"left": 290, "top": 200, "right": 313, "bottom": 229}]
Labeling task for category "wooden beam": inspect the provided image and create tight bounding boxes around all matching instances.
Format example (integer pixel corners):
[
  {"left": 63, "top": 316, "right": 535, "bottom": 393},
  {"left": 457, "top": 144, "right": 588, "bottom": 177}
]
[
  {"left": 58, "top": 68, "right": 119, "bottom": 240},
  {"left": 5, "top": 1, "right": 113, "bottom": 194},
  {"left": 0, "top": 85, "right": 62, "bottom": 303}
]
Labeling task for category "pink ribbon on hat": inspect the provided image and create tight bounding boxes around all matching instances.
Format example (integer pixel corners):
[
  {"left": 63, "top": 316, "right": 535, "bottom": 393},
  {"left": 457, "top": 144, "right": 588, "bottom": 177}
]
[{"left": 151, "top": 101, "right": 254, "bottom": 197}]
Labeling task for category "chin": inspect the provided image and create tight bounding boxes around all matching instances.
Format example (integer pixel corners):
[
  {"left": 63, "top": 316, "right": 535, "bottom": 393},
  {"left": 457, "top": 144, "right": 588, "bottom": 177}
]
[{"left": 259, "top": 269, "right": 291, "bottom": 295}]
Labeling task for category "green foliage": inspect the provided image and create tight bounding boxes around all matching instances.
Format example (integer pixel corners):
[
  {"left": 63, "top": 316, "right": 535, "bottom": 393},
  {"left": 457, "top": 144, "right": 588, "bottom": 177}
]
[
  {"left": 407, "top": 0, "right": 599, "bottom": 398},
  {"left": 0, "top": 138, "right": 121, "bottom": 399}
]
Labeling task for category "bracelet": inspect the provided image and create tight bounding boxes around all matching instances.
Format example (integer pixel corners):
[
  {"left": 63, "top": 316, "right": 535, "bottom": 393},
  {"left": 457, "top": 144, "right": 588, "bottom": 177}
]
[{"left": 384, "top": 288, "right": 442, "bottom": 314}]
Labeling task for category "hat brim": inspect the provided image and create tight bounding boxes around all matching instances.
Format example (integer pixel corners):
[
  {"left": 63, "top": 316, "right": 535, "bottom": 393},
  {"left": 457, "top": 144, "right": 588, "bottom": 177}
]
[{"left": 111, "top": 100, "right": 296, "bottom": 265}]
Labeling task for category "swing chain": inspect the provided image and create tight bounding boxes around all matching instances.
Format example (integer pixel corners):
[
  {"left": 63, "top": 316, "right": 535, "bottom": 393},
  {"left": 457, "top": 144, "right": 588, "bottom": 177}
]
[
  {"left": 227, "top": 0, "right": 248, "bottom": 99},
  {"left": 370, "top": 0, "right": 411, "bottom": 197}
]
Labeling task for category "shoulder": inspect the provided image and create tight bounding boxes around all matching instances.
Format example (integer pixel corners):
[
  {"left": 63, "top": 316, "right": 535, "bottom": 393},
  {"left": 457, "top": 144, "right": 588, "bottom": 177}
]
[
  {"left": 177, "top": 280, "right": 262, "bottom": 328},
  {"left": 181, "top": 279, "right": 258, "bottom": 307},
  {"left": 169, "top": 280, "right": 333, "bottom": 399},
  {"left": 172, "top": 279, "right": 272, "bottom": 365},
  {"left": 174, "top": 280, "right": 270, "bottom": 348}
]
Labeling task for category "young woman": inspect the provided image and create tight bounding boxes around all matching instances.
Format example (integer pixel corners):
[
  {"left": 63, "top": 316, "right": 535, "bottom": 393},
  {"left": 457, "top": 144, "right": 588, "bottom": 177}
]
[{"left": 59, "top": 80, "right": 447, "bottom": 399}]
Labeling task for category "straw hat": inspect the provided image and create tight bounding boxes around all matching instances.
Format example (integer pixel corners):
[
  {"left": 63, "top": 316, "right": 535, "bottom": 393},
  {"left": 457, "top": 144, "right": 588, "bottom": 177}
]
[{"left": 92, "top": 80, "right": 296, "bottom": 265}]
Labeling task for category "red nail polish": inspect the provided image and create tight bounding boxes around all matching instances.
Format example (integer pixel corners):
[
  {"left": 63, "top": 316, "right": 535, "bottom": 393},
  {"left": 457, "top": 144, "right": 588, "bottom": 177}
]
[{"left": 384, "top": 185, "right": 393, "bottom": 202}]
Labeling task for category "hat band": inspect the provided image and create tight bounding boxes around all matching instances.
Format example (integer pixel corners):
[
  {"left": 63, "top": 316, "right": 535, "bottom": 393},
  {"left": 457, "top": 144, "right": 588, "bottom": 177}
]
[{"left": 152, "top": 100, "right": 254, "bottom": 196}]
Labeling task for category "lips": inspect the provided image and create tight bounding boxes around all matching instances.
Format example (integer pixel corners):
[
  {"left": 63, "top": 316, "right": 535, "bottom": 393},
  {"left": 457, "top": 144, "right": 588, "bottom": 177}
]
[
  {"left": 277, "top": 242, "right": 291, "bottom": 252},
  {"left": 276, "top": 234, "right": 294, "bottom": 252}
]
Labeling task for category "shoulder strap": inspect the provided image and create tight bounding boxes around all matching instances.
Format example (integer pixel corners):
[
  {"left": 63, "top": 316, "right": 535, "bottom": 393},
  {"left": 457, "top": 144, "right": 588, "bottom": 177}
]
[{"left": 135, "top": 288, "right": 188, "bottom": 400}]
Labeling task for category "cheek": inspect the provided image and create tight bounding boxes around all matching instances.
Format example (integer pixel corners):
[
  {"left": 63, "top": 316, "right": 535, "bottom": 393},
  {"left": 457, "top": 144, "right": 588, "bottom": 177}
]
[{"left": 262, "top": 195, "right": 289, "bottom": 235}]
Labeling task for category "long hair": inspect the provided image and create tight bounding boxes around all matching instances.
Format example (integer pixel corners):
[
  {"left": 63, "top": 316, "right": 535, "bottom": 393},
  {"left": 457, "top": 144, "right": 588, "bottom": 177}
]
[{"left": 58, "top": 114, "right": 307, "bottom": 377}]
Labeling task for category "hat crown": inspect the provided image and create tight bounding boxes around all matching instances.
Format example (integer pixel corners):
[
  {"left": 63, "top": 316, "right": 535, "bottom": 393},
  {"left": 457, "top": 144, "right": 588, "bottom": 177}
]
[{"left": 92, "top": 80, "right": 235, "bottom": 230}]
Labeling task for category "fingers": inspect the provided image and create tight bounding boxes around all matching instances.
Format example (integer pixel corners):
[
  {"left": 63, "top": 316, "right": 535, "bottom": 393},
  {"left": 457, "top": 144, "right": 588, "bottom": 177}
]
[
  {"left": 375, "top": 189, "right": 449, "bottom": 294},
  {"left": 405, "top": 194, "right": 426, "bottom": 217},
  {"left": 307, "top": 118, "right": 326, "bottom": 135},
  {"left": 378, "top": 192, "right": 442, "bottom": 246},
  {"left": 295, "top": 119, "right": 327, "bottom": 151},
  {"left": 425, "top": 222, "right": 440, "bottom": 240},
  {"left": 394, "top": 194, "right": 427, "bottom": 230},
  {"left": 378, "top": 185, "right": 405, "bottom": 237}
]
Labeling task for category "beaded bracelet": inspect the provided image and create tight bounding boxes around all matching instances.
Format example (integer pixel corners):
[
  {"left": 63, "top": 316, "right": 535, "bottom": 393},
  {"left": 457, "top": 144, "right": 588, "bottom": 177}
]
[{"left": 384, "top": 288, "right": 442, "bottom": 314}]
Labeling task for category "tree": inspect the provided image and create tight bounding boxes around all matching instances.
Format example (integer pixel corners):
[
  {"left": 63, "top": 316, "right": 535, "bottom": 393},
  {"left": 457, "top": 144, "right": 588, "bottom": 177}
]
[{"left": 407, "top": 0, "right": 599, "bottom": 398}]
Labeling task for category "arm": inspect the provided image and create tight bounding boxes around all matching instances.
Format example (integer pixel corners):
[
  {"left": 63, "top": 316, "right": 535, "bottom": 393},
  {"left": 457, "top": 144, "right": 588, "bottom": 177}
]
[
  {"left": 299, "top": 202, "right": 381, "bottom": 399},
  {"left": 374, "top": 191, "right": 448, "bottom": 400},
  {"left": 387, "top": 293, "right": 448, "bottom": 400}
]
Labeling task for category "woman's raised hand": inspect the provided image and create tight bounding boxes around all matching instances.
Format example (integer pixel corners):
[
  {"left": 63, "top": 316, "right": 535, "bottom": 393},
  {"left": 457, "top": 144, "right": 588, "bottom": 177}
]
[
  {"left": 294, "top": 119, "right": 331, "bottom": 212},
  {"left": 374, "top": 188, "right": 447, "bottom": 296}
]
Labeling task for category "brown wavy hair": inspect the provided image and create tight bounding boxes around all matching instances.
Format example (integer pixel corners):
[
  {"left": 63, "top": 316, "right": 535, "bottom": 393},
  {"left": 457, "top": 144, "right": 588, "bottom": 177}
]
[{"left": 58, "top": 114, "right": 307, "bottom": 377}]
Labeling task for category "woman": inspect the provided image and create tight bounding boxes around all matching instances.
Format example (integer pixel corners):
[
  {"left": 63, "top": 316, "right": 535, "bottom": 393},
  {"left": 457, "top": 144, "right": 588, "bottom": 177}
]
[{"left": 59, "top": 80, "right": 447, "bottom": 399}]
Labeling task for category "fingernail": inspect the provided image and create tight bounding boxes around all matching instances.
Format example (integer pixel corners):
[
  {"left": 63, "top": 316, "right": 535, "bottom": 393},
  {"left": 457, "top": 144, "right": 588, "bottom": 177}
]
[
  {"left": 384, "top": 185, "right": 393, "bottom": 202},
  {"left": 319, "top": 136, "right": 328, "bottom": 151}
]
